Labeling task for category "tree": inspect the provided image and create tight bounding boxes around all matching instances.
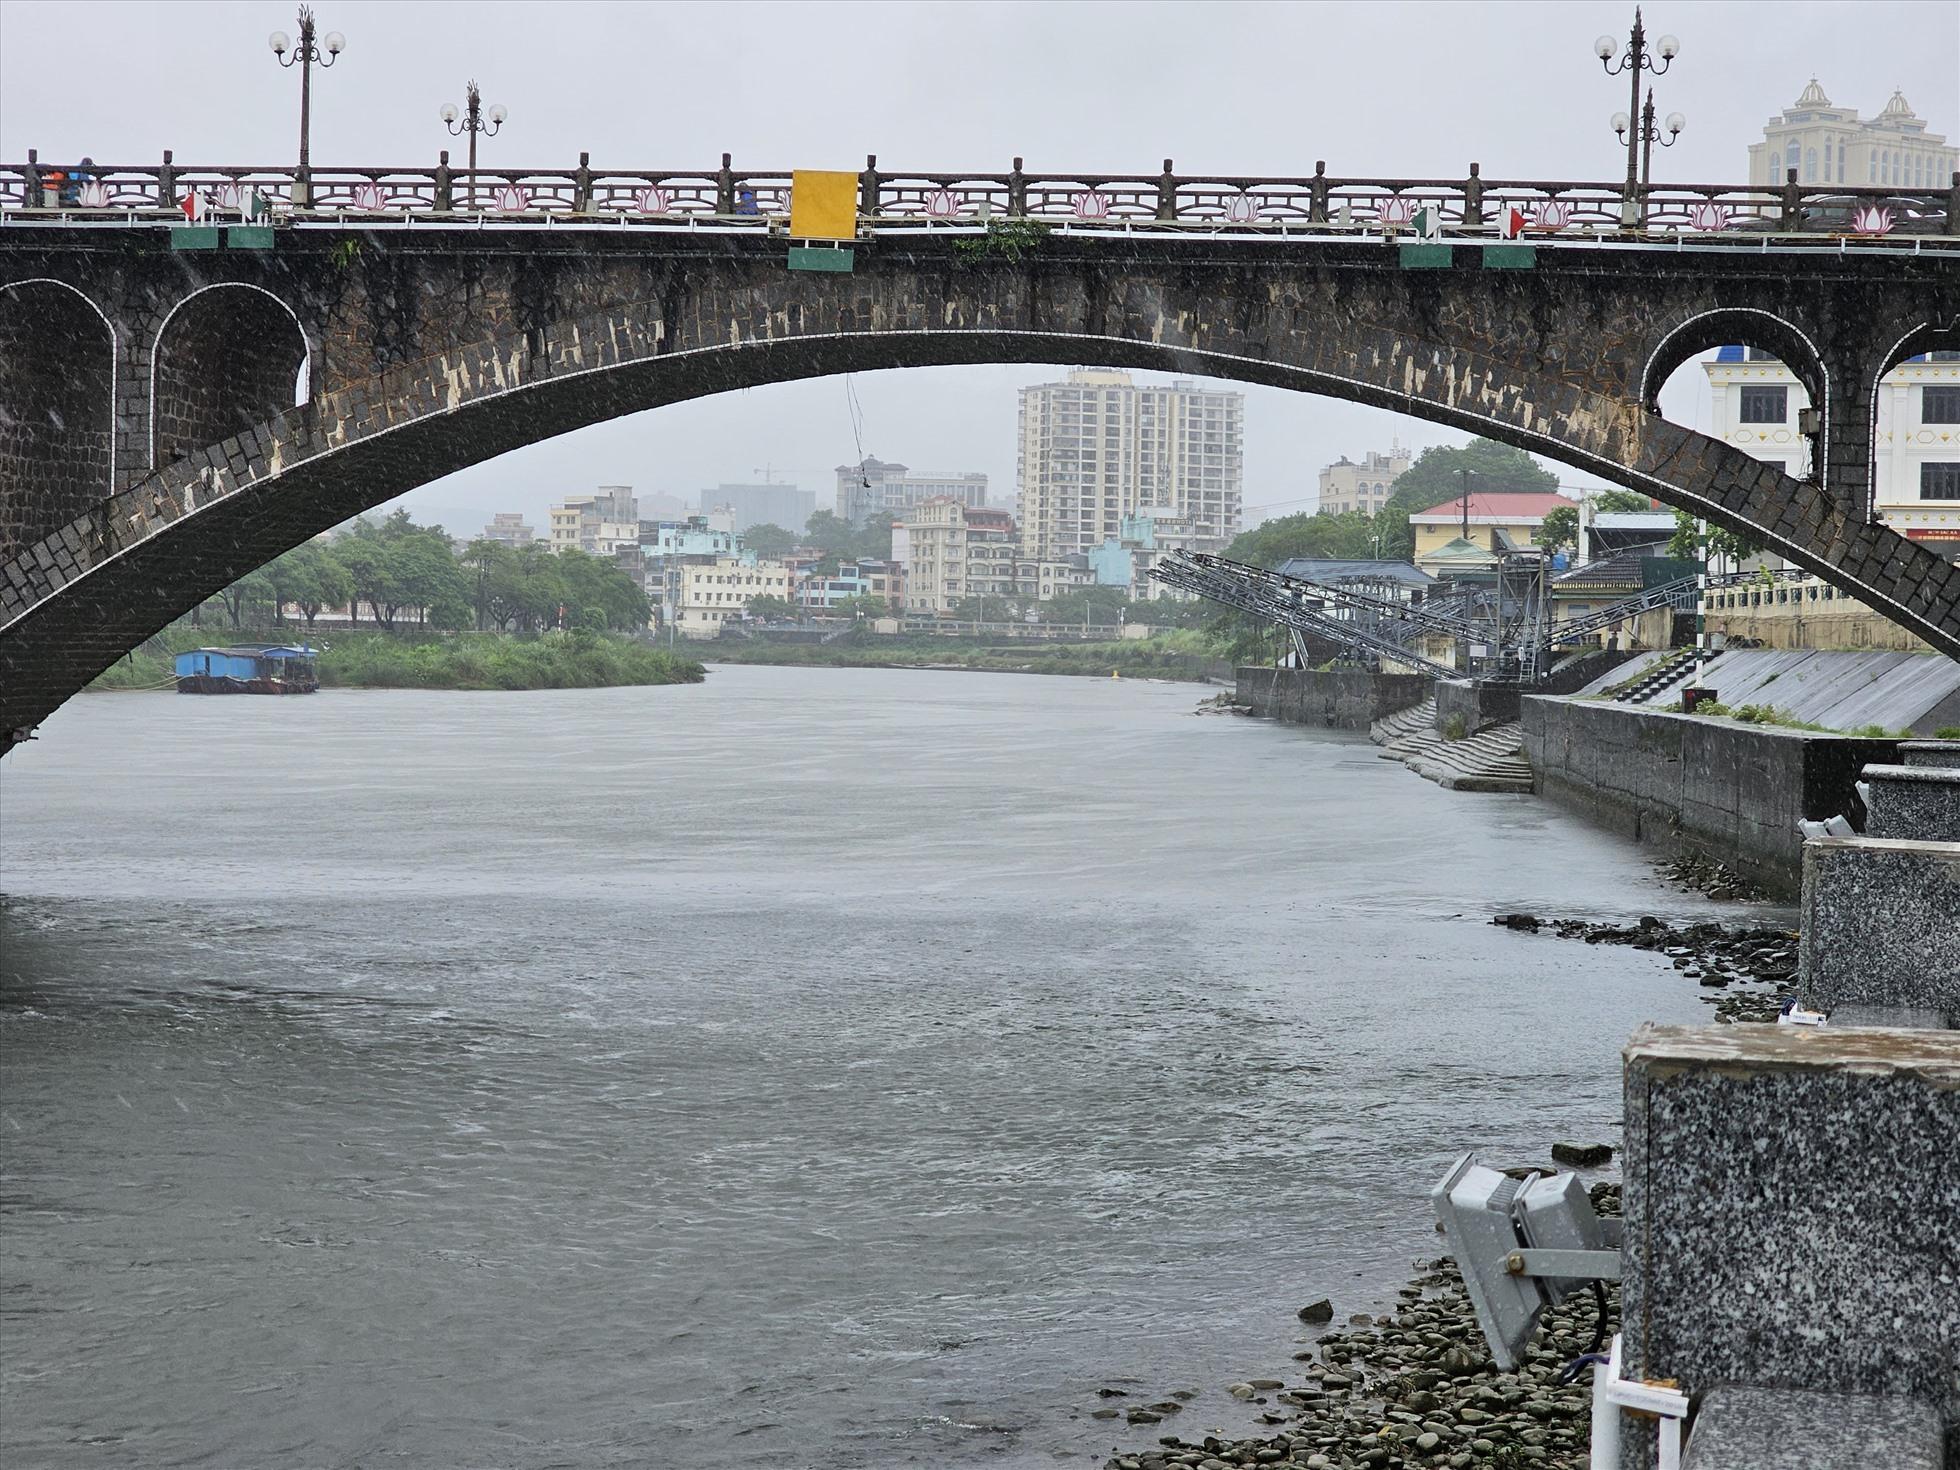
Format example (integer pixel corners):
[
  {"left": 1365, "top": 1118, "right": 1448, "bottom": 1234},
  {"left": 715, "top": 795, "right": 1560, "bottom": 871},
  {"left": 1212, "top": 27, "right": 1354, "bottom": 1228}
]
[
  {"left": 1667, "top": 509, "right": 1764, "bottom": 566},
  {"left": 802, "top": 509, "right": 856, "bottom": 555},
  {"left": 1223, "top": 509, "right": 1389, "bottom": 568},
  {"left": 743, "top": 523, "right": 796, "bottom": 557},
  {"left": 831, "top": 593, "right": 890, "bottom": 620},
  {"left": 1041, "top": 585, "right": 1128, "bottom": 627},
  {"left": 461, "top": 538, "right": 518, "bottom": 630},
  {"left": 745, "top": 594, "right": 795, "bottom": 621},
  {"left": 217, "top": 568, "right": 277, "bottom": 629},
  {"left": 270, "top": 542, "right": 352, "bottom": 631}
]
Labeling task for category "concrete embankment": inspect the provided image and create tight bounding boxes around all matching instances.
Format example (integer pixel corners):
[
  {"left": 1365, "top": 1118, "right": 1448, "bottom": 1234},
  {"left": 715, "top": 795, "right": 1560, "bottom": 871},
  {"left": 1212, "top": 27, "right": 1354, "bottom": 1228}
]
[
  {"left": 1233, "top": 667, "right": 1428, "bottom": 730},
  {"left": 1521, "top": 695, "right": 1902, "bottom": 897}
]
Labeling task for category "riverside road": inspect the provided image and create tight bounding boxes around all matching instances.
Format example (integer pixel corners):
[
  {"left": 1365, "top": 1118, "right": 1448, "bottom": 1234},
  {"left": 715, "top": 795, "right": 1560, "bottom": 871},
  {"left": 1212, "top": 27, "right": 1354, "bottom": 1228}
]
[{"left": 0, "top": 665, "right": 1769, "bottom": 1468}]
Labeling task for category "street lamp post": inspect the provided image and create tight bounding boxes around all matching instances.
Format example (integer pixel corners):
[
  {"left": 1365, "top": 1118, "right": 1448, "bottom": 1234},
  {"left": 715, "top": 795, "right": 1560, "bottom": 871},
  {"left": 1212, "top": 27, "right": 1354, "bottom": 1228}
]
[
  {"left": 442, "top": 81, "right": 507, "bottom": 209},
  {"left": 1615, "top": 93, "right": 1686, "bottom": 192},
  {"left": 268, "top": 5, "right": 345, "bottom": 207},
  {"left": 1594, "top": 9, "right": 1678, "bottom": 221}
]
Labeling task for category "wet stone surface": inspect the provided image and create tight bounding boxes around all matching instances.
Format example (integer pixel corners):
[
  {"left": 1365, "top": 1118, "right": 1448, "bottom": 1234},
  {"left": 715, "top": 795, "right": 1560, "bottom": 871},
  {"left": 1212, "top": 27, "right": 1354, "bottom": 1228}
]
[
  {"left": 1489, "top": 913, "right": 1796, "bottom": 1025},
  {"left": 1100, "top": 1188, "right": 1623, "bottom": 1470}
]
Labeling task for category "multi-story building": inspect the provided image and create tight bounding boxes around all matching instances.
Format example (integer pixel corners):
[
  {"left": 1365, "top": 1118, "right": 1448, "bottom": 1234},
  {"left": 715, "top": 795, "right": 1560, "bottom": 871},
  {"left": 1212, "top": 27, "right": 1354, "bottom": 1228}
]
[
  {"left": 1748, "top": 81, "right": 1955, "bottom": 189},
  {"left": 547, "top": 487, "right": 640, "bottom": 555},
  {"left": 1011, "top": 555, "right": 1092, "bottom": 604},
  {"left": 481, "top": 512, "right": 536, "bottom": 546},
  {"left": 1317, "top": 446, "right": 1411, "bottom": 515},
  {"left": 1087, "top": 509, "right": 1202, "bottom": 599},
  {"left": 795, "top": 558, "right": 902, "bottom": 612},
  {"left": 1016, "top": 369, "right": 1243, "bottom": 561},
  {"left": 893, "top": 498, "right": 1015, "bottom": 614},
  {"left": 1703, "top": 346, "right": 1960, "bottom": 551},
  {"left": 1408, "top": 491, "right": 1574, "bottom": 576},
  {"left": 835, "top": 458, "right": 988, "bottom": 525},
  {"left": 700, "top": 482, "right": 816, "bottom": 535},
  {"left": 673, "top": 557, "right": 790, "bottom": 638}
]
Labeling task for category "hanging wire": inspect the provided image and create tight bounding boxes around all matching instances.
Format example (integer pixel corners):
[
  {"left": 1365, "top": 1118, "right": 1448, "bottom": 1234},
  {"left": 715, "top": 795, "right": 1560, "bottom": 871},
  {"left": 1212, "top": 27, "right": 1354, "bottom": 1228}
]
[{"left": 845, "top": 376, "right": 871, "bottom": 485}]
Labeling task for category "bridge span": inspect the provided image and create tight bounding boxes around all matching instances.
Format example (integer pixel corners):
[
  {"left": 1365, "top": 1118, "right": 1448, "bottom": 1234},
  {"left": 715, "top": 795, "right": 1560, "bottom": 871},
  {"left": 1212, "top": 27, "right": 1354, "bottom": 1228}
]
[{"left": 2, "top": 156, "right": 1958, "bottom": 750}]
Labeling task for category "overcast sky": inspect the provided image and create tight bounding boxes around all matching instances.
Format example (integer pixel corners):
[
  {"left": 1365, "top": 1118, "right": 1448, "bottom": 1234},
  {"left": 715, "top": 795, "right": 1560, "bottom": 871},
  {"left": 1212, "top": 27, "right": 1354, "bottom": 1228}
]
[{"left": 4, "top": 0, "right": 1953, "bottom": 531}]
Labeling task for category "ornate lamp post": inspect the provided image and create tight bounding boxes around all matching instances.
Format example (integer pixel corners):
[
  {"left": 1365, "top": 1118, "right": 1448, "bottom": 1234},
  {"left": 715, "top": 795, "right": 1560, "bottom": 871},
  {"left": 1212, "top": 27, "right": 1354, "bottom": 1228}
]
[
  {"left": 268, "top": 5, "right": 345, "bottom": 207},
  {"left": 1594, "top": 9, "right": 1678, "bottom": 220},
  {"left": 1615, "top": 94, "right": 1686, "bottom": 191},
  {"left": 441, "top": 81, "right": 506, "bottom": 208}
]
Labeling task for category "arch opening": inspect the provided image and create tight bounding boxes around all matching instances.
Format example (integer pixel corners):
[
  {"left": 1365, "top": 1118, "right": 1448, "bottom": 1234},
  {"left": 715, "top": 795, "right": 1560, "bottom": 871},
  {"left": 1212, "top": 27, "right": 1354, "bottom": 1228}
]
[
  {"left": 150, "top": 285, "right": 311, "bottom": 472},
  {"left": 0, "top": 280, "right": 116, "bottom": 563},
  {"left": 1867, "top": 321, "right": 1960, "bottom": 538},
  {"left": 1641, "top": 308, "right": 1828, "bottom": 488}
]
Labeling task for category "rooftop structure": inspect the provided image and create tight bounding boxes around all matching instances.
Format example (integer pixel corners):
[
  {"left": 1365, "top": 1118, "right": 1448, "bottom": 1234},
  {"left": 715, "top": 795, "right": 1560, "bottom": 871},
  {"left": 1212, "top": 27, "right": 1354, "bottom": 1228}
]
[{"left": 1747, "top": 80, "right": 1956, "bottom": 189}]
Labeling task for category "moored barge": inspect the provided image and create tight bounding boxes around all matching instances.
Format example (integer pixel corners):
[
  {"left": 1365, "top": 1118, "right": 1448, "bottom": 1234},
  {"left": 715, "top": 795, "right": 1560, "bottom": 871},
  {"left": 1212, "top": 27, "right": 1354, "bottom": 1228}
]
[{"left": 173, "top": 645, "right": 320, "bottom": 695}]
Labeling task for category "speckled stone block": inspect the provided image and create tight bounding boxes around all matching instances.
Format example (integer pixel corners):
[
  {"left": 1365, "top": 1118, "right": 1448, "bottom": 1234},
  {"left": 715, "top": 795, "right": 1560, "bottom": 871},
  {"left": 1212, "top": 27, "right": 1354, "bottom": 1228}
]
[
  {"left": 1683, "top": 1385, "right": 1942, "bottom": 1470},
  {"left": 1620, "top": 1026, "right": 1960, "bottom": 1469},
  {"left": 1864, "top": 764, "right": 1960, "bottom": 842},
  {"left": 1899, "top": 741, "right": 1960, "bottom": 771},
  {"left": 1797, "top": 837, "right": 1960, "bottom": 1020}
]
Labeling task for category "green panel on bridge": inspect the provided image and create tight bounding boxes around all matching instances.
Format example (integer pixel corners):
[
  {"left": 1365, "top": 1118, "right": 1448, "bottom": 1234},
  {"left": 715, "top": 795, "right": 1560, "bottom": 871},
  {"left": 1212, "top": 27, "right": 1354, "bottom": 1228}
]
[
  {"left": 226, "top": 226, "right": 277, "bottom": 251},
  {"left": 1398, "top": 243, "right": 1453, "bottom": 269},
  {"left": 169, "top": 226, "right": 223, "bottom": 251},
  {"left": 787, "top": 246, "right": 855, "bottom": 273},
  {"left": 1482, "top": 245, "right": 1537, "bottom": 269}
]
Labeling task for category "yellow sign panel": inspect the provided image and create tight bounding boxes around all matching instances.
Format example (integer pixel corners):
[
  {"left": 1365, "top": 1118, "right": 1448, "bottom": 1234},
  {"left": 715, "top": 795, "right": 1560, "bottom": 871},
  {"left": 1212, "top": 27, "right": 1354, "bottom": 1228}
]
[{"left": 790, "top": 170, "right": 859, "bottom": 241}]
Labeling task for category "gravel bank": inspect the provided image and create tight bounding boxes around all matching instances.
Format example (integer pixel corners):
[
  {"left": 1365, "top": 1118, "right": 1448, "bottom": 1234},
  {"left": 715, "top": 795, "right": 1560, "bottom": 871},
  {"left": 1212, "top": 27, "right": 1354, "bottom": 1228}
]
[{"left": 1099, "top": 1187, "right": 1621, "bottom": 1470}]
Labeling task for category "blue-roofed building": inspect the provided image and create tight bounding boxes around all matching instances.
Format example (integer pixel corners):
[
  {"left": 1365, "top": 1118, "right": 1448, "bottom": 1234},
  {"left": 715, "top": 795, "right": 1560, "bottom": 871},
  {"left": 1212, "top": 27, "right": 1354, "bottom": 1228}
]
[{"left": 174, "top": 645, "right": 319, "bottom": 695}]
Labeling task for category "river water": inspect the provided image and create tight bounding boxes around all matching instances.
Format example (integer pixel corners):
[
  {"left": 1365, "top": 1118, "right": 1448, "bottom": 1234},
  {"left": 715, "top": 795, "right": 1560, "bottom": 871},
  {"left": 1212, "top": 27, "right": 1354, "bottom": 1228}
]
[{"left": 1, "top": 666, "right": 1758, "bottom": 1468}]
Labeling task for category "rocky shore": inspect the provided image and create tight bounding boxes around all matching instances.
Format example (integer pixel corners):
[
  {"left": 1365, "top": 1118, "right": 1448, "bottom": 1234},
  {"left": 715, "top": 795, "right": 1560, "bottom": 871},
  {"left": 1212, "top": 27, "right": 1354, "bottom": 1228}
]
[
  {"left": 1490, "top": 912, "right": 1798, "bottom": 1025},
  {"left": 1098, "top": 1188, "right": 1621, "bottom": 1470}
]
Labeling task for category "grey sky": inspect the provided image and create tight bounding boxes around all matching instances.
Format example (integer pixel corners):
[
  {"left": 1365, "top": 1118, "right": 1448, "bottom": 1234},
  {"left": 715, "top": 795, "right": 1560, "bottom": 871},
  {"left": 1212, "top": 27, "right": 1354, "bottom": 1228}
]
[{"left": 4, "top": 0, "right": 1953, "bottom": 532}]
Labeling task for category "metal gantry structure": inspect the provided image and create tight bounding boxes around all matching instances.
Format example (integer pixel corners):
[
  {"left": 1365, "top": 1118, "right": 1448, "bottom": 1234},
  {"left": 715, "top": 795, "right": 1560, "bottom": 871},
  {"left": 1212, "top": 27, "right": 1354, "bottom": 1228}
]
[{"left": 1149, "top": 551, "right": 1809, "bottom": 685}]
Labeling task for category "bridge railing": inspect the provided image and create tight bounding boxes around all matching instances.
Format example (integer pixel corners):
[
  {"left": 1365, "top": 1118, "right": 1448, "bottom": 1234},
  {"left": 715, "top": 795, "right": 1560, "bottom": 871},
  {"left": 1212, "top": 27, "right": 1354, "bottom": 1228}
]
[{"left": 5, "top": 150, "right": 1955, "bottom": 239}]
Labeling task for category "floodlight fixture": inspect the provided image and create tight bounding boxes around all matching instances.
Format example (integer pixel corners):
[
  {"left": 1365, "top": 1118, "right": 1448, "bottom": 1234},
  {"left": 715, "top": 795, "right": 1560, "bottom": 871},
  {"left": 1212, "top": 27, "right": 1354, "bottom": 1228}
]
[{"left": 1430, "top": 1152, "right": 1621, "bottom": 1370}]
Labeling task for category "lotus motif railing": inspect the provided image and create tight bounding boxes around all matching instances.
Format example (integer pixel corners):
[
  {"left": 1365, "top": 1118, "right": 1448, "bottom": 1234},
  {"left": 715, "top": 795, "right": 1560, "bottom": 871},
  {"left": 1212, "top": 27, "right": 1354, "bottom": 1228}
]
[{"left": 4, "top": 150, "right": 1955, "bottom": 241}]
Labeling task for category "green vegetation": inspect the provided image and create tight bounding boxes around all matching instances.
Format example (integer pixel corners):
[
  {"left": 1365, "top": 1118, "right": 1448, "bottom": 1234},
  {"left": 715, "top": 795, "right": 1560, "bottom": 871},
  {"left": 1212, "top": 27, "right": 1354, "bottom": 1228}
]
[
  {"left": 93, "top": 628, "right": 703, "bottom": 693},
  {"left": 1667, "top": 509, "right": 1765, "bottom": 564},
  {"left": 1661, "top": 698, "right": 1914, "bottom": 738},
  {"left": 951, "top": 217, "right": 1052, "bottom": 264},
  {"left": 1538, "top": 490, "right": 1653, "bottom": 555},
  {"left": 1937, "top": 727, "right": 1960, "bottom": 741},
  {"left": 1440, "top": 712, "right": 1469, "bottom": 741}
]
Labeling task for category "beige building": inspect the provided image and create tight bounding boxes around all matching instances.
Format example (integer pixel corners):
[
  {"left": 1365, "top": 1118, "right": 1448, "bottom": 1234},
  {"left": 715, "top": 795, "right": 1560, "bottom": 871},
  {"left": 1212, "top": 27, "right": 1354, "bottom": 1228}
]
[
  {"left": 673, "top": 558, "right": 790, "bottom": 638},
  {"left": 481, "top": 512, "right": 536, "bottom": 546},
  {"left": 1317, "top": 446, "right": 1411, "bottom": 515},
  {"left": 892, "top": 498, "right": 1017, "bottom": 615},
  {"left": 1748, "top": 80, "right": 1955, "bottom": 189},
  {"left": 548, "top": 487, "right": 641, "bottom": 556},
  {"left": 1409, "top": 491, "right": 1574, "bottom": 575},
  {"left": 1017, "top": 369, "right": 1243, "bottom": 561}
]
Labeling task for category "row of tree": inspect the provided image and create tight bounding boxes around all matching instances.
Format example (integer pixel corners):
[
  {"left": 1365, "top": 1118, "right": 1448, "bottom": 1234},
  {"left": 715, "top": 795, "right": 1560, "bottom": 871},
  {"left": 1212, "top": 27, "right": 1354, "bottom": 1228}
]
[
  {"left": 210, "top": 511, "right": 651, "bottom": 634},
  {"left": 740, "top": 509, "right": 899, "bottom": 569}
]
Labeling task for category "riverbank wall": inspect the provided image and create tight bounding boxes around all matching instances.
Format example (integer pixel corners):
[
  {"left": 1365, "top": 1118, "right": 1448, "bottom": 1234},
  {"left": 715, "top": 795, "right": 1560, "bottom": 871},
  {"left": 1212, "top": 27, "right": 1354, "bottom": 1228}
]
[
  {"left": 1521, "top": 694, "right": 1902, "bottom": 895},
  {"left": 1234, "top": 667, "right": 1429, "bottom": 730}
]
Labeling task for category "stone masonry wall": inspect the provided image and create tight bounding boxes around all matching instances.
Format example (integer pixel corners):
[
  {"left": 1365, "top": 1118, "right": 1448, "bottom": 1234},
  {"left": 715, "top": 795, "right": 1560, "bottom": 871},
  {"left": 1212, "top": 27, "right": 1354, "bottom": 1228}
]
[
  {"left": 1235, "top": 667, "right": 1430, "bottom": 729},
  {"left": 0, "top": 281, "right": 115, "bottom": 562},
  {"left": 1521, "top": 694, "right": 1901, "bottom": 895}
]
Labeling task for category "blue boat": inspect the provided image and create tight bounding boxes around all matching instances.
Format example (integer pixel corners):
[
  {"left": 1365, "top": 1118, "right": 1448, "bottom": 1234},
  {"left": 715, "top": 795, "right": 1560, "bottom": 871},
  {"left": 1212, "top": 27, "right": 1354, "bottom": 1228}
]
[{"left": 173, "top": 644, "right": 320, "bottom": 695}]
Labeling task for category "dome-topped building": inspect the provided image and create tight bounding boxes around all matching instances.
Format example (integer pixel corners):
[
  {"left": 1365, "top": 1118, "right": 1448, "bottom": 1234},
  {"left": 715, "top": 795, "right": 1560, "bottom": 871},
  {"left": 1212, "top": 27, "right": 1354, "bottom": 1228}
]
[{"left": 1747, "top": 81, "right": 1954, "bottom": 189}]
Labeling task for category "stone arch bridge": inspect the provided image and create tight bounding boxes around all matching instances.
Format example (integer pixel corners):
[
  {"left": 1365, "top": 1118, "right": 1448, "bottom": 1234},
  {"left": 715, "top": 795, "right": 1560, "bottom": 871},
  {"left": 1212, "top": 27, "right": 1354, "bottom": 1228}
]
[{"left": 2, "top": 199, "right": 1958, "bottom": 748}]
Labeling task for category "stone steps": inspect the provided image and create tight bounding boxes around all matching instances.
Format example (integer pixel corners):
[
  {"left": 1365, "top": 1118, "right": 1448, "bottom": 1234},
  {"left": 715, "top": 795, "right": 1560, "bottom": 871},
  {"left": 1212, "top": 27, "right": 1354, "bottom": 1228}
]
[
  {"left": 1379, "top": 716, "right": 1535, "bottom": 793},
  {"left": 1370, "top": 698, "right": 1436, "bottom": 747}
]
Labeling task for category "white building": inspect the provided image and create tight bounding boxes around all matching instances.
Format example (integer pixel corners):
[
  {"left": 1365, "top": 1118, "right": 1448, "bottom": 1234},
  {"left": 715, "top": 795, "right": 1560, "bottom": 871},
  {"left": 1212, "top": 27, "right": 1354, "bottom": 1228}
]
[
  {"left": 481, "top": 512, "right": 536, "bottom": 546},
  {"left": 547, "top": 488, "right": 641, "bottom": 556},
  {"left": 1704, "top": 347, "right": 1960, "bottom": 552},
  {"left": 1748, "top": 80, "right": 1956, "bottom": 189},
  {"left": 1016, "top": 369, "right": 1242, "bottom": 561},
  {"left": 1317, "top": 445, "right": 1411, "bottom": 516},
  {"left": 892, "top": 498, "right": 1017, "bottom": 615},
  {"left": 673, "top": 558, "right": 791, "bottom": 638},
  {"left": 835, "top": 459, "right": 988, "bottom": 525}
]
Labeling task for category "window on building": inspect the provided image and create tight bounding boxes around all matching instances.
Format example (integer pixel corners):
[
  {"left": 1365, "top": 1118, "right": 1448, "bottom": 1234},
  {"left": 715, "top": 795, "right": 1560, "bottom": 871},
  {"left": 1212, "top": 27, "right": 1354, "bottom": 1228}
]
[
  {"left": 1921, "top": 463, "right": 1960, "bottom": 501},
  {"left": 1924, "top": 387, "right": 1960, "bottom": 424},
  {"left": 1785, "top": 141, "right": 1800, "bottom": 178},
  {"left": 1738, "top": 385, "right": 1788, "bottom": 424},
  {"left": 1805, "top": 148, "right": 1817, "bottom": 180}
]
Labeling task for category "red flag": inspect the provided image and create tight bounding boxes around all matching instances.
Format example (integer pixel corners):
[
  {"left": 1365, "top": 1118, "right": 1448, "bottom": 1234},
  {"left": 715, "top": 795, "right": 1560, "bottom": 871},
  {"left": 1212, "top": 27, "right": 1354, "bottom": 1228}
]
[
  {"left": 1502, "top": 206, "right": 1526, "bottom": 240},
  {"left": 180, "top": 191, "right": 202, "bottom": 223}
]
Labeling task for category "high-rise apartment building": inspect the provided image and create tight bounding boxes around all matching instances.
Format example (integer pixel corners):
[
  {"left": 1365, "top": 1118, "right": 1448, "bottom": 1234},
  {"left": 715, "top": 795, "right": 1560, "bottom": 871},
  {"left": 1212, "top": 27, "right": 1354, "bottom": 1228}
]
[
  {"left": 1317, "top": 446, "right": 1411, "bottom": 515},
  {"left": 1016, "top": 369, "right": 1242, "bottom": 560},
  {"left": 1748, "top": 81, "right": 1955, "bottom": 189},
  {"left": 835, "top": 458, "right": 988, "bottom": 525}
]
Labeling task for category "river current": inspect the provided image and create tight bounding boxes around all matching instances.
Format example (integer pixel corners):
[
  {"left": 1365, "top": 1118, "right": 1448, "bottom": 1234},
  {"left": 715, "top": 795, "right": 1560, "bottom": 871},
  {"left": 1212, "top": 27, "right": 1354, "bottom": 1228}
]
[{"left": 0, "top": 666, "right": 1760, "bottom": 1468}]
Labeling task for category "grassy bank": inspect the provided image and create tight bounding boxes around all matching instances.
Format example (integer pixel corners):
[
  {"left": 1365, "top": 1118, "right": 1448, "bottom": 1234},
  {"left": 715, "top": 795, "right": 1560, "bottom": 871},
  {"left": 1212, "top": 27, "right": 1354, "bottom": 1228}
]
[
  {"left": 705, "top": 634, "right": 1231, "bottom": 682},
  {"left": 92, "top": 629, "right": 705, "bottom": 692}
]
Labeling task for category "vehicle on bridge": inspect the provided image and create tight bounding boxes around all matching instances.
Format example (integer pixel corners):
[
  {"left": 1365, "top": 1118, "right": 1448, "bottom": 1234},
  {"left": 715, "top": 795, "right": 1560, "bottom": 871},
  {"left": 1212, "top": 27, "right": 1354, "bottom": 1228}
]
[{"left": 173, "top": 644, "right": 319, "bottom": 695}]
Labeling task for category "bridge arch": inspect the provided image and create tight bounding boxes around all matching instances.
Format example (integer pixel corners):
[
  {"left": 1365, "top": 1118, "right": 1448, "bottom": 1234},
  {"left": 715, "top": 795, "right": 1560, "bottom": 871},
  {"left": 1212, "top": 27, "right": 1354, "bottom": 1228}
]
[
  {"left": 1639, "top": 307, "right": 1830, "bottom": 488},
  {"left": 149, "top": 283, "right": 313, "bottom": 473},
  {"left": 1867, "top": 317, "right": 1960, "bottom": 521},
  {"left": 0, "top": 279, "right": 117, "bottom": 559}
]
